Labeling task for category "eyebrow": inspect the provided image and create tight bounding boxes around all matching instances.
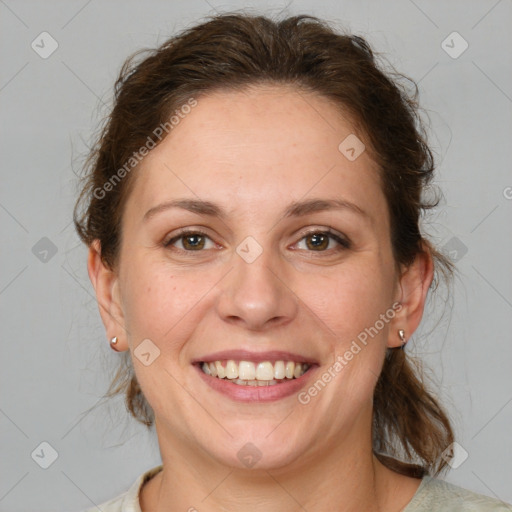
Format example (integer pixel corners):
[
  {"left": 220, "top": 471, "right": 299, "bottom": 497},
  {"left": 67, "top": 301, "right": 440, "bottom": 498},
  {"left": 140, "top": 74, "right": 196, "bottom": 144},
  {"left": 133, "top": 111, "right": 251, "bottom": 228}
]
[{"left": 143, "top": 197, "right": 370, "bottom": 222}]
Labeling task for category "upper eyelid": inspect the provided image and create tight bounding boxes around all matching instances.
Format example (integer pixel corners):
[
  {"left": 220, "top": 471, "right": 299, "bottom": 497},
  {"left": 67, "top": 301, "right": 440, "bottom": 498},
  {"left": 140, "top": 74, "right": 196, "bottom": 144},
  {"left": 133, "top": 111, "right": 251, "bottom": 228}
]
[{"left": 298, "top": 227, "right": 346, "bottom": 239}]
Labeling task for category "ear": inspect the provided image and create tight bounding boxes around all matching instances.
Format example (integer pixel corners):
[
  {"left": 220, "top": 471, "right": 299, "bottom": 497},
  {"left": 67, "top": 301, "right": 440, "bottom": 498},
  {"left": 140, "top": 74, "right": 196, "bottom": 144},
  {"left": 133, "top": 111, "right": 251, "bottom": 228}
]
[
  {"left": 87, "top": 239, "right": 128, "bottom": 351},
  {"left": 388, "top": 245, "right": 434, "bottom": 348}
]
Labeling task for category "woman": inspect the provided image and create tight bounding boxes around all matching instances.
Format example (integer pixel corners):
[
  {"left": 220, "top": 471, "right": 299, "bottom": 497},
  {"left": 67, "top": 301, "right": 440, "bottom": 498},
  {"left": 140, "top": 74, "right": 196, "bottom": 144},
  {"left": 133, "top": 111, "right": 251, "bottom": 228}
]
[{"left": 74, "top": 13, "right": 511, "bottom": 512}]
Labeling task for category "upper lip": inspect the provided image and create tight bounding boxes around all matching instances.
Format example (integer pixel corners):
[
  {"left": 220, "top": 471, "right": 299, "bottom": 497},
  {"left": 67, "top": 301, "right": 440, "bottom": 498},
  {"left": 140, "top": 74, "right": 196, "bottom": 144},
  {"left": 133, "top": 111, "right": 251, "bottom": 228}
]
[{"left": 192, "top": 349, "right": 318, "bottom": 365}]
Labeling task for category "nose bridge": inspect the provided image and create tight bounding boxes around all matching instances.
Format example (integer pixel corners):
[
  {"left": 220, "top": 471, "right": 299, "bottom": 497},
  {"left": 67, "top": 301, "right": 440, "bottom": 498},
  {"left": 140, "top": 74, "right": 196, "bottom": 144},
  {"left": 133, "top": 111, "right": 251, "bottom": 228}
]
[{"left": 216, "top": 238, "right": 298, "bottom": 330}]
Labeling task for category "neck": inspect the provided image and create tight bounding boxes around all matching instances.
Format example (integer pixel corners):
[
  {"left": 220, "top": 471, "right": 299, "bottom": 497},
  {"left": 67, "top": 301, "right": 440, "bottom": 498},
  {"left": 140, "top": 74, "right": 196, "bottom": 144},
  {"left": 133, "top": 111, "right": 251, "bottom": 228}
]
[{"left": 141, "top": 421, "right": 420, "bottom": 512}]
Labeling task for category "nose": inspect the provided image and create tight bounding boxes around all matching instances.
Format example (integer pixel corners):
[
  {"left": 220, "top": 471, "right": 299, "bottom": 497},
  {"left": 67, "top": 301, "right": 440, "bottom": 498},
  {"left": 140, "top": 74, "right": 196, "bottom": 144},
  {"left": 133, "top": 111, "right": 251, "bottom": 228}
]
[{"left": 215, "top": 246, "right": 299, "bottom": 331}]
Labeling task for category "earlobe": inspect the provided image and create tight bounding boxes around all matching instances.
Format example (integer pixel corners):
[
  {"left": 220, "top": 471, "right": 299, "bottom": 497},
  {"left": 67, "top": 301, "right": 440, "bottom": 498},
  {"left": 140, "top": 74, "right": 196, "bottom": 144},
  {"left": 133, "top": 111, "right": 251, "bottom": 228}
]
[
  {"left": 87, "top": 240, "right": 128, "bottom": 351},
  {"left": 388, "top": 247, "right": 434, "bottom": 348}
]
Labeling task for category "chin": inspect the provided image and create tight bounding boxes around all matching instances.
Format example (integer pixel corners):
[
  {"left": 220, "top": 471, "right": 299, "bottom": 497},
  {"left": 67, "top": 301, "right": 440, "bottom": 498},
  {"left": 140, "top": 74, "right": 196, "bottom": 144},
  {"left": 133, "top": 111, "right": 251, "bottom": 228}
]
[{"left": 204, "top": 425, "right": 311, "bottom": 471}]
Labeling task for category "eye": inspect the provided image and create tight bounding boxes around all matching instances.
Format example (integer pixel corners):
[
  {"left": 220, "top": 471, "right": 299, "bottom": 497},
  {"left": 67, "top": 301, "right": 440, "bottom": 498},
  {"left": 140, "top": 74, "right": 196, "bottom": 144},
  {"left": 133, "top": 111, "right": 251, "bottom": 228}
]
[
  {"left": 295, "top": 229, "right": 350, "bottom": 252},
  {"left": 164, "top": 230, "right": 216, "bottom": 251}
]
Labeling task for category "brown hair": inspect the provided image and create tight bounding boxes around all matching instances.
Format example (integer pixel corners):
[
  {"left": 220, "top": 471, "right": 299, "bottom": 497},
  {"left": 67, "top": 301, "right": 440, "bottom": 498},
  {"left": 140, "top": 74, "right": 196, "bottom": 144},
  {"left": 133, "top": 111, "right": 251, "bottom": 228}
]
[{"left": 74, "top": 13, "right": 454, "bottom": 477}]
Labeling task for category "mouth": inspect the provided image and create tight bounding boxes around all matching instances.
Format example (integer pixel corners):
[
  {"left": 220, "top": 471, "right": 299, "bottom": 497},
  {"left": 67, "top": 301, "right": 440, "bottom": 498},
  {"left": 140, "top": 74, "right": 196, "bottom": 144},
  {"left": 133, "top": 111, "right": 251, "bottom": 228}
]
[
  {"left": 193, "top": 351, "right": 318, "bottom": 402},
  {"left": 199, "top": 359, "right": 311, "bottom": 386}
]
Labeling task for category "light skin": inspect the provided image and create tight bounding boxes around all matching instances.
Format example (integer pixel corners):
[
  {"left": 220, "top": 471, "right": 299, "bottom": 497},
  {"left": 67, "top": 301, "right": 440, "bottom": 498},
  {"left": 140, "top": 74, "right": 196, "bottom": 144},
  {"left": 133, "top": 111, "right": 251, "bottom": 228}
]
[{"left": 88, "top": 84, "right": 434, "bottom": 511}]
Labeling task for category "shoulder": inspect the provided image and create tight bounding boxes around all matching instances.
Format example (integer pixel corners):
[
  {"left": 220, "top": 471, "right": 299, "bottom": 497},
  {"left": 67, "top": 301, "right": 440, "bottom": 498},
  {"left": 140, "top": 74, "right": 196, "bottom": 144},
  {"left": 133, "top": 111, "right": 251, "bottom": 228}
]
[
  {"left": 405, "top": 475, "right": 512, "bottom": 511},
  {"left": 80, "top": 465, "right": 163, "bottom": 512}
]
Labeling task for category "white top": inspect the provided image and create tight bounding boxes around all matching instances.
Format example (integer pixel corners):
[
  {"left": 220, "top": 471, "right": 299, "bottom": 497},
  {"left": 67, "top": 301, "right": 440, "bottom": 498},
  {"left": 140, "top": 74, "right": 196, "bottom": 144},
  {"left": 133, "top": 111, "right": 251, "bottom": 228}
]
[{"left": 83, "top": 465, "right": 512, "bottom": 511}]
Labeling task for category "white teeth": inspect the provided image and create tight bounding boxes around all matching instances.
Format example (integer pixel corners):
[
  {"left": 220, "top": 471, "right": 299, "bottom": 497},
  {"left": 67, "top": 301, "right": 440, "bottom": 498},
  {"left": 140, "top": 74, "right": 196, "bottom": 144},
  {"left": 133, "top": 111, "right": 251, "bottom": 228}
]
[
  {"left": 225, "top": 360, "right": 238, "bottom": 379},
  {"left": 256, "top": 361, "right": 274, "bottom": 381},
  {"left": 215, "top": 361, "right": 225, "bottom": 379},
  {"left": 285, "top": 361, "right": 295, "bottom": 379},
  {"left": 239, "top": 361, "right": 256, "bottom": 380},
  {"left": 234, "top": 379, "right": 278, "bottom": 387},
  {"left": 201, "top": 359, "right": 311, "bottom": 384},
  {"left": 274, "top": 360, "right": 285, "bottom": 379}
]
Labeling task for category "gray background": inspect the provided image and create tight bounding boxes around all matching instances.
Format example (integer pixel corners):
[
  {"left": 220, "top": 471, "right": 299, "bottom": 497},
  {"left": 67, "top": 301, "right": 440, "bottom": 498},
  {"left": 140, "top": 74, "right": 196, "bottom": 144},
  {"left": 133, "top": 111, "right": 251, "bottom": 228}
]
[{"left": 1, "top": 0, "right": 511, "bottom": 510}]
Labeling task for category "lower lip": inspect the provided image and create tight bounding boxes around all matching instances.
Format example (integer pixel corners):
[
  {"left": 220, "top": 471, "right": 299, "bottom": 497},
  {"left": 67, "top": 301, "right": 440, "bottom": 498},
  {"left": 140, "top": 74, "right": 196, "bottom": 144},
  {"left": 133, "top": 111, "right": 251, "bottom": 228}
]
[{"left": 194, "top": 364, "right": 317, "bottom": 402}]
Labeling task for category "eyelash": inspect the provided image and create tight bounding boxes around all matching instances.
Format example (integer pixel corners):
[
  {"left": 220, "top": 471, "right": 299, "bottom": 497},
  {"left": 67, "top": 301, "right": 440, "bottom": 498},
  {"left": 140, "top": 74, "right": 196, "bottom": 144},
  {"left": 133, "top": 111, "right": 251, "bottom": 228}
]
[
  {"left": 294, "top": 229, "right": 351, "bottom": 252},
  {"left": 163, "top": 228, "right": 351, "bottom": 254}
]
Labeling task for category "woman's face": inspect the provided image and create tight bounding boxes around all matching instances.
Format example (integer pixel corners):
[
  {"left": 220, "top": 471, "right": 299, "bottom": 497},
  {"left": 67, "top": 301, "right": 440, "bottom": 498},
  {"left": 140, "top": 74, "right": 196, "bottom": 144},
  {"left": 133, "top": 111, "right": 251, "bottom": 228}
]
[{"left": 106, "top": 85, "right": 407, "bottom": 469}]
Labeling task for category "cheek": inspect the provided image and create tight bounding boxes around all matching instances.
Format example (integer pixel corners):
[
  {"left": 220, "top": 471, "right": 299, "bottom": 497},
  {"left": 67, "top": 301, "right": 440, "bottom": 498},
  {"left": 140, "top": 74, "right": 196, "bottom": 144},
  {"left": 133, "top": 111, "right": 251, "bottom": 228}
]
[
  {"left": 301, "top": 258, "right": 394, "bottom": 399},
  {"left": 304, "top": 257, "right": 394, "bottom": 342},
  {"left": 120, "top": 259, "right": 207, "bottom": 346},
  {"left": 301, "top": 267, "right": 392, "bottom": 413}
]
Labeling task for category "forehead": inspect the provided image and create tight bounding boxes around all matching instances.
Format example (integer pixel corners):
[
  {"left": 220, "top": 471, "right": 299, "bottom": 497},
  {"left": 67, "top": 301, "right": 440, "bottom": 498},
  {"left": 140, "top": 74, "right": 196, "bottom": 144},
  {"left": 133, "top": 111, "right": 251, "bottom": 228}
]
[{"left": 125, "top": 84, "right": 386, "bottom": 226}]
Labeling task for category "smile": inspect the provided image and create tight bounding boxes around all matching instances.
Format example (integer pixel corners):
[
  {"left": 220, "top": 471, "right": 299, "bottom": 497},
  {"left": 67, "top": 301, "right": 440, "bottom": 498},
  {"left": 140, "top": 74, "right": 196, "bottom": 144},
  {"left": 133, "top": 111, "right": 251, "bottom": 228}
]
[{"left": 201, "top": 360, "right": 311, "bottom": 386}]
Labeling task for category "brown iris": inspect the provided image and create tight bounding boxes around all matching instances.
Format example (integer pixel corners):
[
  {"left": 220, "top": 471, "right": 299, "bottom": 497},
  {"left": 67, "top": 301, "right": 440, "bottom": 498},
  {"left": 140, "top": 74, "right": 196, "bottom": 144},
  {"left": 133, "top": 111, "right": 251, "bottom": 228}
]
[
  {"left": 305, "top": 232, "right": 330, "bottom": 251},
  {"left": 182, "top": 233, "right": 206, "bottom": 250}
]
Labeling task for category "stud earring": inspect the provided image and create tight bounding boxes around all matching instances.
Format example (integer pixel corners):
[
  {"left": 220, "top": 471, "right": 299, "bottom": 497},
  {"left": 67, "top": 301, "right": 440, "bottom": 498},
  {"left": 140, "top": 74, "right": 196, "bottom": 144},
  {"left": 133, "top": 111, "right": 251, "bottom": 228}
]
[
  {"left": 110, "top": 336, "right": 120, "bottom": 352},
  {"left": 398, "top": 329, "right": 406, "bottom": 349}
]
